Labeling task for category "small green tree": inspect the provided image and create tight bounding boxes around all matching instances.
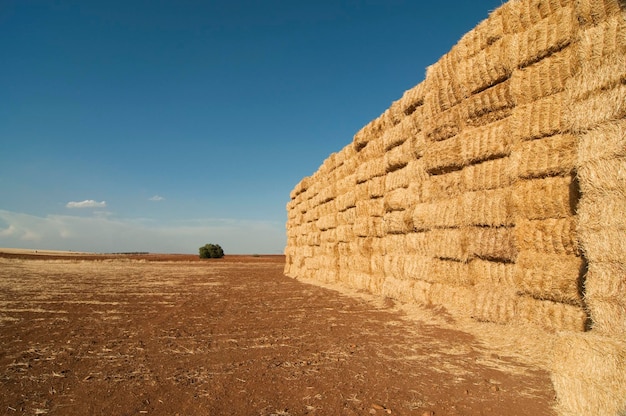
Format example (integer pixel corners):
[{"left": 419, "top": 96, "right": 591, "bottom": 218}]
[{"left": 199, "top": 243, "right": 224, "bottom": 259}]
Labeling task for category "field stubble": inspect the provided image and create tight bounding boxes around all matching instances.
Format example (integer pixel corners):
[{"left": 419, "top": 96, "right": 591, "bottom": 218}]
[{"left": 0, "top": 253, "right": 555, "bottom": 415}]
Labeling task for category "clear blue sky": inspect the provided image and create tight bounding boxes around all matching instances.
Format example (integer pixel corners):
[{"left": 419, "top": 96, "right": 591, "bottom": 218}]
[{"left": 1, "top": 0, "right": 504, "bottom": 254}]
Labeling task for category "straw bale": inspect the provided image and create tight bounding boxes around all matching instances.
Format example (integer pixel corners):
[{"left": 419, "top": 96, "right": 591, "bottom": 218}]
[
  {"left": 335, "top": 224, "right": 354, "bottom": 243},
  {"left": 454, "top": 9, "right": 504, "bottom": 60},
  {"left": 461, "top": 187, "right": 513, "bottom": 227},
  {"left": 423, "top": 136, "right": 463, "bottom": 175},
  {"left": 574, "top": 0, "right": 625, "bottom": 27},
  {"left": 368, "top": 176, "right": 386, "bottom": 199},
  {"left": 551, "top": 332, "right": 626, "bottom": 416},
  {"left": 385, "top": 139, "right": 412, "bottom": 173},
  {"left": 405, "top": 232, "right": 430, "bottom": 256},
  {"left": 335, "top": 190, "right": 357, "bottom": 212},
  {"left": 382, "top": 277, "right": 415, "bottom": 303},
  {"left": 426, "top": 228, "right": 470, "bottom": 262},
  {"left": 348, "top": 272, "right": 374, "bottom": 292},
  {"left": 566, "top": 84, "right": 626, "bottom": 133},
  {"left": 579, "top": 228, "right": 626, "bottom": 263},
  {"left": 470, "top": 286, "right": 519, "bottom": 324},
  {"left": 460, "top": 79, "right": 515, "bottom": 127},
  {"left": 383, "top": 255, "right": 406, "bottom": 278},
  {"left": 355, "top": 182, "right": 369, "bottom": 201},
  {"left": 585, "top": 262, "right": 626, "bottom": 334},
  {"left": 577, "top": 119, "right": 626, "bottom": 164},
  {"left": 515, "top": 218, "right": 579, "bottom": 255},
  {"left": 514, "top": 251, "right": 585, "bottom": 305},
  {"left": 468, "top": 226, "right": 517, "bottom": 262},
  {"left": 409, "top": 129, "right": 427, "bottom": 159},
  {"left": 421, "top": 169, "right": 465, "bottom": 201},
  {"left": 337, "top": 206, "right": 356, "bottom": 225},
  {"left": 382, "top": 234, "right": 405, "bottom": 254},
  {"left": 458, "top": 38, "right": 512, "bottom": 95},
  {"left": 511, "top": 45, "right": 578, "bottom": 105},
  {"left": 512, "top": 175, "right": 578, "bottom": 220},
  {"left": 463, "top": 157, "right": 515, "bottom": 191},
  {"left": 573, "top": 14, "right": 625, "bottom": 95},
  {"left": 397, "top": 82, "right": 426, "bottom": 117},
  {"left": 370, "top": 252, "right": 385, "bottom": 276},
  {"left": 355, "top": 198, "right": 384, "bottom": 219},
  {"left": 407, "top": 256, "right": 473, "bottom": 286},
  {"left": 384, "top": 187, "right": 411, "bottom": 212},
  {"left": 412, "top": 197, "right": 463, "bottom": 230},
  {"left": 470, "top": 258, "right": 517, "bottom": 287},
  {"left": 383, "top": 210, "right": 414, "bottom": 235},
  {"left": 429, "top": 284, "right": 477, "bottom": 317},
  {"left": 577, "top": 192, "right": 626, "bottom": 232},
  {"left": 384, "top": 166, "right": 410, "bottom": 192},
  {"left": 514, "top": 91, "right": 567, "bottom": 142},
  {"left": 320, "top": 228, "right": 337, "bottom": 244},
  {"left": 424, "top": 50, "right": 465, "bottom": 113},
  {"left": 336, "top": 173, "right": 356, "bottom": 195},
  {"left": 580, "top": 158, "right": 626, "bottom": 195},
  {"left": 461, "top": 117, "right": 514, "bottom": 167},
  {"left": 506, "top": 6, "right": 577, "bottom": 69},
  {"left": 412, "top": 279, "right": 434, "bottom": 305},
  {"left": 424, "top": 105, "right": 462, "bottom": 142},
  {"left": 516, "top": 295, "right": 588, "bottom": 332},
  {"left": 513, "top": 133, "right": 576, "bottom": 178},
  {"left": 518, "top": 0, "right": 573, "bottom": 28},
  {"left": 381, "top": 125, "right": 405, "bottom": 152}
]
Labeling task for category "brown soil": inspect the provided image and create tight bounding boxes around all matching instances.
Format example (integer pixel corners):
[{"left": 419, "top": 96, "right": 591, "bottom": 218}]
[{"left": 0, "top": 251, "right": 556, "bottom": 415}]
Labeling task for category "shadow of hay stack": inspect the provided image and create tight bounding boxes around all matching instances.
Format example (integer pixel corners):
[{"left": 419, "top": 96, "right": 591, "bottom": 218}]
[{"left": 285, "top": 0, "right": 626, "bottom": 414}]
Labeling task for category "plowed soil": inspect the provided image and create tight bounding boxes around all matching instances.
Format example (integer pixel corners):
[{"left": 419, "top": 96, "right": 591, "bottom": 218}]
[{"left": 0, "top": 251, "right": 556, "bottom": 415}]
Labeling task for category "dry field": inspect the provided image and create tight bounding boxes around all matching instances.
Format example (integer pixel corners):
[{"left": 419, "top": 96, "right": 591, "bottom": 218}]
[{"left": 0, "top": 251, "right": 556, "bottom": 415}]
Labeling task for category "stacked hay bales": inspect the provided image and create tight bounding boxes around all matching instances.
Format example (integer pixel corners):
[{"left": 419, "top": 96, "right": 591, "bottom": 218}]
[{"left": 285, "top": 0, "right": 625, "bottom": 414}]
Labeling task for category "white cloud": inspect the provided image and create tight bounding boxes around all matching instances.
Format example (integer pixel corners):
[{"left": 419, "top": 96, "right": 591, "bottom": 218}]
[
  {"left": 149, "top": 195, "right": 164, "bottom": 201},
  {"left": 66, "top": 200, "right": 107, "bottom": 209},
  {"left": 0, "top": 209, "right": 286, "bottom": 254}
]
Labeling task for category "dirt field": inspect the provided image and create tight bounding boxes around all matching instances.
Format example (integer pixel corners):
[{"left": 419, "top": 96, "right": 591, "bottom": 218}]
[{"left": 0, "top": 251, "right": 556, "bottom": 415}]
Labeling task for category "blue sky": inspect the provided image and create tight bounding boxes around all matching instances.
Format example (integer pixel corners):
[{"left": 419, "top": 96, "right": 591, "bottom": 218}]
[{"left": 1, "top": 0, "right": 504, "bottom": 254}]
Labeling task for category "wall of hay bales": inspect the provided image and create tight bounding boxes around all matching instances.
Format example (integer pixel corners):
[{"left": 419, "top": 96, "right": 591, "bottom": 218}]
[{"left": 285, "top": 1, "right": 625, "bottom": 413}]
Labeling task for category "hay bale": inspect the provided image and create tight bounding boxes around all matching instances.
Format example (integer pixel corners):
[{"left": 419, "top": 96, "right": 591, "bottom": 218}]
[
  {"left": 457, "top": 38, "right": 512, "bottom": 94},
  {"left": 383, "top": 210, "right": 414, "bottom": 235},
  {"left": 577, "top": 192, "right": 626, "bottom": 231},
  {"left": 512, "top": 91, "right": 566, "bottom": 141},
  {"left": 461, "top": 187, "right": 513, "bottom": 227},
  {"left": 405, "top": 231, "right": 430, "bottom": 256},
  {"left": 470, "top": 286, "right": 519, "bottom": 324},
  {"left": 412, "top": 197, "right": 463, "bottom": 230},
  {"left": 423, "top": 136, "right": 463, "bottom": 175},
  {"left": 516, "top": 295, "right": 589, "bottom": 332},
  {"left": 421, "top": 169, "right": 465, "bottom": 201},
  {"left": 424, "top": 105, "right": 462, "bottom": 142},
  {"left": 454, "top": 8, "right": 504, "bottom": 59},
  {"left": 577, "top": 119, "right": 626, "bottom": 165},
  {"left": 566, "top": 84, "right": 626, "bottom": 133},
  {"left": 515, "top": 218, "right": 580, "bottom": 255},
  {"left": 506, "top": 6, "right": 577, "bottom": 69},
  {"left": 510, "top": 39, "right": 578, "bottom": 105},
  {"left": 514, "top": 250, "right": 585, "bottom": 305},
  {"left": 470, "top": 258, "right": 517, "bottom": 287},
  {"left": 425, "top": 228, "right": 470, "bottom": 262},
  {"left": 382, "top": 276, "right": 415, "bottom": 303},
  {"left": 551, "top": 332, "right": 626, "bottom": 416},
  {"left": 368, "top": 176, "right": 386, "bottom": 199},
  {"left": 459, "top": 79, "right": 515, "bottom": 127},
  {"left": 404, "top": 256, "right": 473, "bottom": 286},
  {"left": 460, "top": 116, "right": 514, "bottom": 166},
  {"left": 512, "top": 175, "right": 578, "bottom": 220},
  {"left": 468, "top": 226, "right": 517, "bottom": 262},
  {"left": 462, "top": 156, "right": 516, "bottom": 191},
  {"left": 585, "top": 262, "right": 626, "bottom": 335},
  {"left": 575, "top": 0, "right": 625, "bottom": 27},
  {"left": 335, "top": 190, "right": 357, "bottom": 212},
  {"left": 384, "top": 187, "right": 411, "bottom": 212},
  {"left": 512, "top": 133, "right": 576, "bottom": 178},
  {"left": 384, "top": 138, "right": 412, "bottom": 173}
]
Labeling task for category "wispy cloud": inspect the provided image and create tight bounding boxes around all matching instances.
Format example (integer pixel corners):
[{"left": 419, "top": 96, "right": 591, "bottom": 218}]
[
  {"left": 66, "top": 200, "right": 107, "bottom": 209},
  {"left": 0, "top": 209, "right": 285, "bottom": 254},
  {"left": 149, "top": 195, "right": 164, "bottom": 201}
]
